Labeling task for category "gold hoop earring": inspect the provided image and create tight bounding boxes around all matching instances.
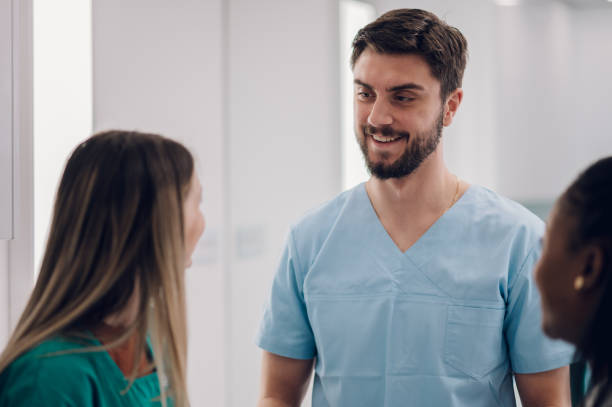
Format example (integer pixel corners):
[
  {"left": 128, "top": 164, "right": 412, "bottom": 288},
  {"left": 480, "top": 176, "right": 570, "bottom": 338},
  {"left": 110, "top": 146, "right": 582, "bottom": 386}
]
[{"left": 574, "top": 275, "right": 585, "bottom": 291}]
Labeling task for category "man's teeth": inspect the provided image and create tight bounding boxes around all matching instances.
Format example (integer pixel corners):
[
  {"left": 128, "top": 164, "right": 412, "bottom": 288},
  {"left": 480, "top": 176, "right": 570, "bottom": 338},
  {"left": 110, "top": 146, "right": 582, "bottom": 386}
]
[{"left": 372, "top": 134, "right": 401, "bottom": 143}]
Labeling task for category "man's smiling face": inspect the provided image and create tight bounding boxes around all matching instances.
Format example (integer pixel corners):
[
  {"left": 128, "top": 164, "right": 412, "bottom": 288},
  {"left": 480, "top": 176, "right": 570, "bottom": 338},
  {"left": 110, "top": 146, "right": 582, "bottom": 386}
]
[{"left": 352, "top": 48, "right": 447, "bottom": 179}]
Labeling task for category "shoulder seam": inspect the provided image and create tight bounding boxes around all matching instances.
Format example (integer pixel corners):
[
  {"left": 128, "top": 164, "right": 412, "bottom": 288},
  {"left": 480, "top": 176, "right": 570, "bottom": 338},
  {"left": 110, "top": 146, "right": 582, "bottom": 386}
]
[
  {"left": 508, "top": 240, "right": 540, "bottom": 293},
  {"left": 308, "top": 191, "right": 354, "bottom": 273},
  {"left": 288, "top": 228, "right": 309, "bottom": 300}
]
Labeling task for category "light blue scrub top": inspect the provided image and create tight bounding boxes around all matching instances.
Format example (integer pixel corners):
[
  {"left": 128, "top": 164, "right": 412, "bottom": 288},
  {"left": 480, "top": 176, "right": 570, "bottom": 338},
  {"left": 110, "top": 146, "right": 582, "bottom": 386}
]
[{"left": 257, "top": 183, "right": 574, "bottom": 407}]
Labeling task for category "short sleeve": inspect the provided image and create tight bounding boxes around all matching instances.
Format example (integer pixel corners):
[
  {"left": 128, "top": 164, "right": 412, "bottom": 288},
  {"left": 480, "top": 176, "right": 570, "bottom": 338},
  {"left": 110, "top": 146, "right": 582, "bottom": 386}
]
[
  {"left": 1, "top": 382, "right": 76, "bottom": 407},
  {"left": 0, "top": 358, "right": 94, "bottom": 407},
  {"left": 504, "top": 243, "right": 575, "bottom": 373},
  {"left": 255, "top": 229, "right": 316, "bottom": 360}
]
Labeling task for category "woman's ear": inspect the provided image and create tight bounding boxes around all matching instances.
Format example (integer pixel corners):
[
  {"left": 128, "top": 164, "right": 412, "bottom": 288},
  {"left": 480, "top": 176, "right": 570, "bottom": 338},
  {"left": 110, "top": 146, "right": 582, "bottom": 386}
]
[{"left": 578, "top": 245, "right": 605, "bottom": 293}]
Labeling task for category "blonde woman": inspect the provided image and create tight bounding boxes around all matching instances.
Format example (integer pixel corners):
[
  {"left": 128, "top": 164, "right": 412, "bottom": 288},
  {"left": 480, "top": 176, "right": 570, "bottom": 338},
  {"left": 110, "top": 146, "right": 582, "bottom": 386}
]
[{"left": 0, "top": 130, "right": 205, "bottom": 407}]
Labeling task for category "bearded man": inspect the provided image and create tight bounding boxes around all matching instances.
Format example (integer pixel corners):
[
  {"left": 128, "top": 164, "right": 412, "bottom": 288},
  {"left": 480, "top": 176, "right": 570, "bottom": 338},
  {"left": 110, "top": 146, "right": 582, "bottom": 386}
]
[{"left": 256, "top": 9, "right": 574, "bottom": 407}]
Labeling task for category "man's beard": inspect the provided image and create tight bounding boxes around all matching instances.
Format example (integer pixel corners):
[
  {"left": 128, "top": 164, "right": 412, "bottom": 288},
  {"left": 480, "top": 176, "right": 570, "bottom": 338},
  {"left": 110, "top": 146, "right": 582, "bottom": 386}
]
[{"left": 358, "top": 110, "right": 444, "bottom": 180}]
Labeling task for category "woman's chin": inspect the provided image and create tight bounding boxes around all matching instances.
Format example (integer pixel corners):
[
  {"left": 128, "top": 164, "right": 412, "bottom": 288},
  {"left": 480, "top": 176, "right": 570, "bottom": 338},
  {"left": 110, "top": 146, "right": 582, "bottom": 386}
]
[
  {"left": 541, "top": 318, "right": 560, "bottom": 340},
  {"left": 542, "top": 319, "right": 576, "bottom": 345}
]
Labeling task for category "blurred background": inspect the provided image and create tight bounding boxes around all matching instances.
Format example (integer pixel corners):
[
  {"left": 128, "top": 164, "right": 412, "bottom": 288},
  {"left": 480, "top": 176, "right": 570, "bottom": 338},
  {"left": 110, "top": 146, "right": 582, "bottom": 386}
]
[{"left": 1, "top": 0, "right": 612, "bottom": 405}]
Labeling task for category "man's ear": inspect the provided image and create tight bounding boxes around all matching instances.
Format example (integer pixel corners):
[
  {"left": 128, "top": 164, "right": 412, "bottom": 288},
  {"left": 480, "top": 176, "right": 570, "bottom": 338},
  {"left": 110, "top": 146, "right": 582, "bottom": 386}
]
[{"left": 443, "top": 88, "right": 463, "bottom": 127}]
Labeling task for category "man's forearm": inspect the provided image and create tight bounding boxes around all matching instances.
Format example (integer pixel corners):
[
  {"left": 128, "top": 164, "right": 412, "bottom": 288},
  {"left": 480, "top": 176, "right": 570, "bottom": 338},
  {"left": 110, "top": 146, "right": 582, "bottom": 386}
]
[{"left": 515, "top": 366, "right": 571, "bottom": 407}]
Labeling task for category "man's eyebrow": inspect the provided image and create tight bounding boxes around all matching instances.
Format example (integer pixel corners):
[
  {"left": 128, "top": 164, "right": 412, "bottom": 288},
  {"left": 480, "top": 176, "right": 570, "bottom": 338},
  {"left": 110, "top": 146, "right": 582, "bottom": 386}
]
[
  {"left": 387, "top": 83, "right": 425, "bottom": 92},
  {"left": 354, "top": 79, "right": 373, "bottom": 89},
  {"left": 353, "top": 79, "right": 425, "bottom": 93}
]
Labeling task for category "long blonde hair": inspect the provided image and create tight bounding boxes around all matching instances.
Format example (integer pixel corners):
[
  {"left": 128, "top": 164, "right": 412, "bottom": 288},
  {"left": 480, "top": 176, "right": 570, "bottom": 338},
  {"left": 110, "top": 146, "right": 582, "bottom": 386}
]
[{"left": 0, "top": 130, "right": 193, "bottom": 406}]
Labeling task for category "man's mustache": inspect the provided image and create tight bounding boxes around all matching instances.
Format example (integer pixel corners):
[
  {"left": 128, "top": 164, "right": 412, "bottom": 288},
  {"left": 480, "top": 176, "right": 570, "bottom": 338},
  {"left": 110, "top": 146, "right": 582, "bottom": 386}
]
[{"left": 364, "top": 125, "right": 410, "bottom": 139}]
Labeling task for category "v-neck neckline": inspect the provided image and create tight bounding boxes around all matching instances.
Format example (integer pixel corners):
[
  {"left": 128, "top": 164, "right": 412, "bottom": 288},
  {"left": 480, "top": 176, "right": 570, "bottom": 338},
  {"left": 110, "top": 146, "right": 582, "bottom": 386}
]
[
  {"left": 84, "top": 332, "right": 158, "bottom": 387},
  {"left": 358, "top": 182, "right": 474, "bottom": 257}
]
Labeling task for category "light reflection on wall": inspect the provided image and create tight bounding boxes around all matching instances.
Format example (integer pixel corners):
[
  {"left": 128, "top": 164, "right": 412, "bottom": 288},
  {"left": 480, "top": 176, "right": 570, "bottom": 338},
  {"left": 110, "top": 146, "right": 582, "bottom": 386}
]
[
  {"left": 33, "top": 0, "right": 92, "bottom": 276},
  {"left": 340, "top": 0, "right": 375, "bottom": 191}
]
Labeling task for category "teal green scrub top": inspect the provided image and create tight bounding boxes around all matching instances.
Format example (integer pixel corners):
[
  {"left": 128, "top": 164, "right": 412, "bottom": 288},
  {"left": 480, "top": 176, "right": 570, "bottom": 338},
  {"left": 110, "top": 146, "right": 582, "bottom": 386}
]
[
  {"left": 0, "top": 334, "right": 167, "bottom": 406},
  {"left": 256, "top": 183, "right": 574, "bottom": 407}
]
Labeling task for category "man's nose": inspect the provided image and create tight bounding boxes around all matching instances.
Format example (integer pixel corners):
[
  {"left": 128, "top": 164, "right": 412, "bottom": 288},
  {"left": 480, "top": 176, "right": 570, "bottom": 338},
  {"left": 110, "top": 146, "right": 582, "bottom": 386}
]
[{"left": 367, "top": 98, "right": 393, "bottom": 128}]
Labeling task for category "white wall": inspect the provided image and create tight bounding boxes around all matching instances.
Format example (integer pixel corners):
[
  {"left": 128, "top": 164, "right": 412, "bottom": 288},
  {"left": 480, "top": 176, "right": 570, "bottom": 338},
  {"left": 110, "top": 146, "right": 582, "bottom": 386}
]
[
  {"left": 226, "top": 0, "right": 341, "bottom": 404},
  {"left": 93, "top": 2, "right": 341, "bottom": 405},
  {"left": 0, "top": 0, "right": 13, "bottom": 241},
  {"left": 495, "top": 0, "right": 612, "bottom": 202},
  {"left": 0, "top": 0, "right": 12, "bottom": 345},
  {"left": 572, "top": 5, "right": 612, "bottom": 179},
  {"left": 0, "top": 1, "right": 342, "bottom": 404},
  {"left": 495, "top": 0, "right": 577, "bottom": 201},
  {"left": 33, "top": 0, "right": 93, "bottom": 275},
  {"left": 0, "top": 0, "right": 34, "bottom": 343},
  {"left": 92, "top": 1, "right": 227, "bottom": 405}
]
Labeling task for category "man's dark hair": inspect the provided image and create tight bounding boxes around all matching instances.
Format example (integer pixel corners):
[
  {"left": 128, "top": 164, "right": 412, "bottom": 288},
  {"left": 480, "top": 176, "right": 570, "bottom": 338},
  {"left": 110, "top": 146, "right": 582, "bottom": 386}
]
[{"left": 351, "top": 9, "right": 468, "bottom": 100}]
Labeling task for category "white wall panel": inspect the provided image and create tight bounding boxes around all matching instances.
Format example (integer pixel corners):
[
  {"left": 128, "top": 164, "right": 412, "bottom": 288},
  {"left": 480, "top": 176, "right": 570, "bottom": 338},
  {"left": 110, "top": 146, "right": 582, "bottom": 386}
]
[
  {"left": 0, "top": 0, "right": 13, "bottom": 240},
  {"left": 33, "top": 0, "right": 93, "bottom": 274},
  {"left": 5, "top": 0, "right": 34, "bottom": 340},
  {"left": 495, "top": 1, "right": 576, "bottom": 201},
  {"left": 226, "top": 1, "right": 341, "bottom": 405},
  {"left": 573, "top": 6, "right": 612, "bottom": 177},
  {"left": 0, "top": 0, "right": 13, "bottom": 346}
]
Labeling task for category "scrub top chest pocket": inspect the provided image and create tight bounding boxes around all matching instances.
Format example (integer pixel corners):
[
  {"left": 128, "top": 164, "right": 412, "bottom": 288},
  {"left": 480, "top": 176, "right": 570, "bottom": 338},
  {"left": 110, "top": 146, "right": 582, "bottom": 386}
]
[{"left": 444, "top": 304, "right": 507, "bottom": 379}]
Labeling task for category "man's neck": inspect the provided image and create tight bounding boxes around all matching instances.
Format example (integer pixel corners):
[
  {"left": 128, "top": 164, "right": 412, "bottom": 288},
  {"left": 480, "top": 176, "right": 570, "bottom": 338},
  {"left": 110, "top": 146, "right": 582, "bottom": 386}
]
[
  {"left": 364, "top": 149, "right": 464, "bottom": 252},
  {"left": 366, "top": 149, "right": 456, "bottom": 220}
]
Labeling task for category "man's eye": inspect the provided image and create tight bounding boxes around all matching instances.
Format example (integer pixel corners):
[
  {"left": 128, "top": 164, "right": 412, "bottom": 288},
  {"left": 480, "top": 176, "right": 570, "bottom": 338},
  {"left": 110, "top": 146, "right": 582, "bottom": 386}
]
[
  {"left": 395, "top": 95, "right": 415, "bottom": 102},
  {"left": 357, "top": 91, "right": 371, "bottom": 98}
]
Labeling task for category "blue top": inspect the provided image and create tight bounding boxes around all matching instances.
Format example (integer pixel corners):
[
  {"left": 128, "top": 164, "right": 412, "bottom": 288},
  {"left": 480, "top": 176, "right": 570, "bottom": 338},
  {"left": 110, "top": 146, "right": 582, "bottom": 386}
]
[
  {"left": 0, "top": 334, "right": 167, "bottom": 406},
  {"left": 256, "top": 183, "right": 574, "bottom": 407}
]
